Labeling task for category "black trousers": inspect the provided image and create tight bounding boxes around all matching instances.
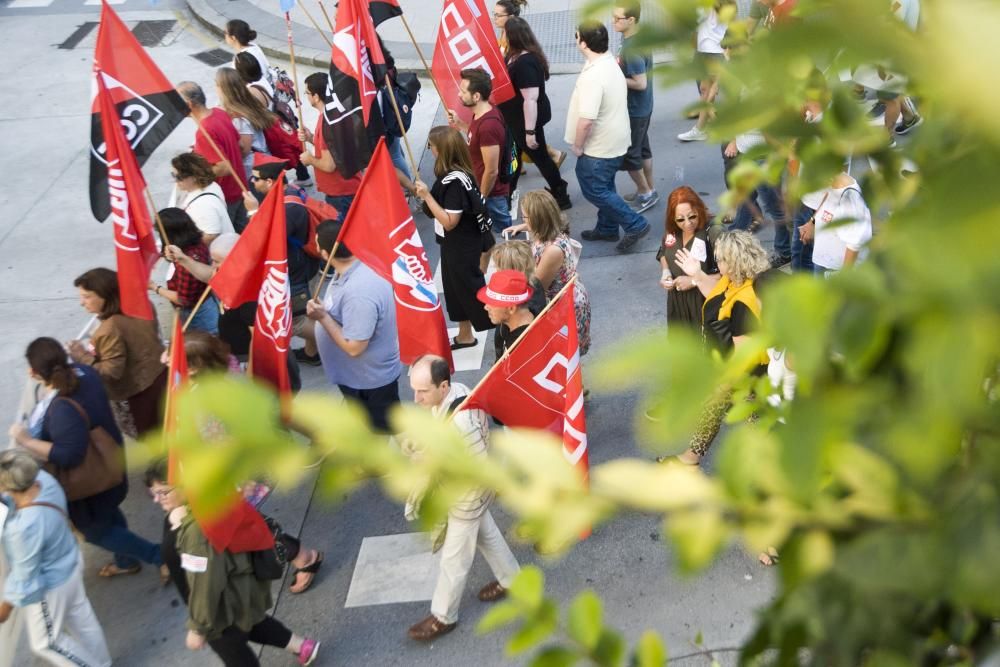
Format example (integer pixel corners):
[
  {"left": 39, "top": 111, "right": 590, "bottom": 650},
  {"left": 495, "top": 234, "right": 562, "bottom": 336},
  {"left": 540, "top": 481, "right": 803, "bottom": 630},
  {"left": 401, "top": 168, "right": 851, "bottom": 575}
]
[
  {"left": 339, "top": 376, "right": 401, "bottom": 432},
  {"left": 208, "top": 616, "right": 293, "bottom": 666},
  {"left": 509, "top": 124, "right": 567, "bottom": 195}
]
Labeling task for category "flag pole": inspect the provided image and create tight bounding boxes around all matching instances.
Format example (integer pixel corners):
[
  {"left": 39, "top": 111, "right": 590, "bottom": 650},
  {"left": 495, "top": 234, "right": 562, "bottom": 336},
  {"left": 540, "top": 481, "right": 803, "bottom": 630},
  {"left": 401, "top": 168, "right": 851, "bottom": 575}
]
[
  {"left": 383, "top": 83, "right": 420, "bottom": 180},
  {"left": 183, "top": 285, "right": 213, "bottom": 332},
  {"left": 311, "top": 240, "right": 342, "bottom": 302},
  {"left": 316, "top": 0, "right": 337, "bottom": 35},
  {"left": 299, "top": 3, "right": 333, "bottom": 48},
  {"left": 193, "top": 118, "right": 251, "bottom": 196},
  {"left": 284, "top": 12, "right": 308, "bottom": 131},
  {"left": 399, "top": 16, "right": 447, "bottom": 111},
  {"left": 448, "top": 275, "right": 577, "bottom": 418},
  {"left": 144, "top": 188, "right": 172, "bottom": 247},
  {"left": 163, "top": 311, "right": 181, "bottom": 484}
]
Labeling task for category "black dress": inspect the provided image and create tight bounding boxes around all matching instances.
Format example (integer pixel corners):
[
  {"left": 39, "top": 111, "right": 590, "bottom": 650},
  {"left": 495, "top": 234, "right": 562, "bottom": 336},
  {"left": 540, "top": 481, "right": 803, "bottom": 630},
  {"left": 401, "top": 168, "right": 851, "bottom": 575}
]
[
  {"left": 430, "top": 171, "right": 496, "bottom": 332},
  {"left": 655, "top": 230, "right": 718, "bottom": 330}
]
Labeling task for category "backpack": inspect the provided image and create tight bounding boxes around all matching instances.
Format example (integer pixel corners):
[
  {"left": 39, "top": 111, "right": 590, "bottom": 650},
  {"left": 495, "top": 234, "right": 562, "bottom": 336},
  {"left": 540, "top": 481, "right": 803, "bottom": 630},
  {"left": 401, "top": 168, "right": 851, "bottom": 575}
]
[
  {"left": 284, "top": 188, "right": 340, "bottom": 259},
  {"left": 263, "top": 118, "right": 303, "bottom": 167},
  {"left": 381, "top": 71, "right": 421, "bottom": 138},
  {"left": 496, "top": 121, "right": 519, "bottom": 185},
  {"left": 265, "top": 66, "right": 300, "bottom": 129}
]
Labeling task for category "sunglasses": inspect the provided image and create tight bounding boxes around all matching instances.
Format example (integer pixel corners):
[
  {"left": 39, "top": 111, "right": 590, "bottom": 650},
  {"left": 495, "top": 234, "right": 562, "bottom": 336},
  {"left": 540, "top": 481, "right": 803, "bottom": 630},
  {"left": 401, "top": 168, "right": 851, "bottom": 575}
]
[
  {"left": 675, "top": 214, "right": 699, "bottom": 223},
  {"left": 171, "top": 172, "right": 183, "bottom": 181}
]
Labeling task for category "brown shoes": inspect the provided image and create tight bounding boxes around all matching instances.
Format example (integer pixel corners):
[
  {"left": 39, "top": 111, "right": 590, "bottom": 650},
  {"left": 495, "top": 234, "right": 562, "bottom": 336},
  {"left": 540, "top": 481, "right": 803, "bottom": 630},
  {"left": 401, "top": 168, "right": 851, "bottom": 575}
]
[
  {"left": 477, "top": 580, "right": 507, "bottom": 602},
  {"left": 408, "top": 615, "right": 457, "bottom": 641}
]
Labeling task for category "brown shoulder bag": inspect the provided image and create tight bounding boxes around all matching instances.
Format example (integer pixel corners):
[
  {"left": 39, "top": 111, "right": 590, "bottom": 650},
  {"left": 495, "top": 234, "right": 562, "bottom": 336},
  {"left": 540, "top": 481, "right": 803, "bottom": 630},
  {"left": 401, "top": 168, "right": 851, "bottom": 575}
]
[{"left": 44, "top": 398, "right": 125, "bottom": 501}]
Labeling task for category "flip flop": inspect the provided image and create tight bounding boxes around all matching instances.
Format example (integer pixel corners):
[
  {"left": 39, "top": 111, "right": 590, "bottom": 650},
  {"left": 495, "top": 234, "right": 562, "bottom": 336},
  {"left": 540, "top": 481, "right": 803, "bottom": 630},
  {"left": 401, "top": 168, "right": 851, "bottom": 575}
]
[
  {"left": 98, "top": 562, "right": 142, "bottom": 578},
  {"left": 290, "top": 550, "right": 324, "bottom": 594},
  {"left": 450, "top": 336, "right": 477, "bottom": 350}
]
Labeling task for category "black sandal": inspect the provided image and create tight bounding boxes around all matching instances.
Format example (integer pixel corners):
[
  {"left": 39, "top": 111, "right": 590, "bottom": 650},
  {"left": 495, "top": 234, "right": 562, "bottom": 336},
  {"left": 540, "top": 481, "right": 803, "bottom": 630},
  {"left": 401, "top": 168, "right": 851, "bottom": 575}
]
[
  {"left": 450, "top": 336, "right": 477, "bottom": 350},
  {"left": 289, "top": 550, "right": 324, "bottom": 594}
]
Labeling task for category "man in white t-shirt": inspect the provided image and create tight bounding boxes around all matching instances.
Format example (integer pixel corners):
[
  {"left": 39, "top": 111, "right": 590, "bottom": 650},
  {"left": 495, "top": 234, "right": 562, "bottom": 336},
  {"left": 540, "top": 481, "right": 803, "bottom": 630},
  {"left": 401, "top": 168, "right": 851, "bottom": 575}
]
[
  {"left": 806, "top": 173, "right": 872, "bottom": 273},
  {"left": 566, "top": 20, "right": 650, "bottom": 253}
]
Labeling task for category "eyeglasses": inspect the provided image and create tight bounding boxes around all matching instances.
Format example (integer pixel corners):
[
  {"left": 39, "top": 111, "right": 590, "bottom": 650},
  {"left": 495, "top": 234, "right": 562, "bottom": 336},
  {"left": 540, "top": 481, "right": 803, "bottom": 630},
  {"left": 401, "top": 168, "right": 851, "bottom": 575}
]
[
  {"left": 150, "top": 487, "right": 174, "bottom": 499},
  {"left": 674, "top": 214, "right": 699, "bottom": 224},
  {"left": 493, "top": 12, "right": 509, "bottom": 18},
  {"left": 613, "top": 15, "right": 628, "bottom": 22}
]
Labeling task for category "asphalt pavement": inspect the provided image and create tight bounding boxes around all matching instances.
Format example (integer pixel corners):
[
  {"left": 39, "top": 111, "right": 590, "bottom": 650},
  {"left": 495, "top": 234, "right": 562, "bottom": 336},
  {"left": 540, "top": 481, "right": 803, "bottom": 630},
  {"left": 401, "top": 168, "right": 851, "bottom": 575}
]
[{"left": 0, "top": 2, "right": 775, "bottom": 665}]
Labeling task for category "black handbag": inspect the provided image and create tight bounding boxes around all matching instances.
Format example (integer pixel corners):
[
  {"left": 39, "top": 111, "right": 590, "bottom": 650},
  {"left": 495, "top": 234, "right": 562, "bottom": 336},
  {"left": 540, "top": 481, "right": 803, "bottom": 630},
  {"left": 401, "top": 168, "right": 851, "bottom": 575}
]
[{"left": 249, "top": 515, "right": 287, "bottom": 581}]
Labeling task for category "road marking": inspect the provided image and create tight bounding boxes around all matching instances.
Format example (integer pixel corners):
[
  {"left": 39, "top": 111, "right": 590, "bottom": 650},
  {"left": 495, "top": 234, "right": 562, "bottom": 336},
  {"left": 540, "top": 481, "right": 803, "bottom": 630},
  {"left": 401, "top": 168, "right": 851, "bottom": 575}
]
[
  {"left": 345, "top": 532, "right": 440, "bottom": 608},
  {"left": 7, "top": 0, "right": 54, "bottom": 7},
  {"left": 84, "top": 0, "right": 125, "bottom": 5},
  {"left": 448, "top": 327, "right": 490, "bottom": 371}
]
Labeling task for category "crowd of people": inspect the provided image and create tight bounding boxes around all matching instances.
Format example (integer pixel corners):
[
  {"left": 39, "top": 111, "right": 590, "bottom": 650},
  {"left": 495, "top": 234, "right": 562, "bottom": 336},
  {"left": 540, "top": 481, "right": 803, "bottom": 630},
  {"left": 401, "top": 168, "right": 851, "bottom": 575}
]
[{"left": 1, "top": 0, "right": 913, "bottom": 662}]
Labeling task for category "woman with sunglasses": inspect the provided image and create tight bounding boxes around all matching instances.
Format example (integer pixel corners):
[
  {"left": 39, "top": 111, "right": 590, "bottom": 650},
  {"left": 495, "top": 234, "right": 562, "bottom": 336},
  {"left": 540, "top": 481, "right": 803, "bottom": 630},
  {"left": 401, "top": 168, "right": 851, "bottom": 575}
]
[
  {"left": 656, "top": 186, "right": 718, "bottom": 329},
  {"left": 167, "top": 153, "right": 234, "bottom": 245}
]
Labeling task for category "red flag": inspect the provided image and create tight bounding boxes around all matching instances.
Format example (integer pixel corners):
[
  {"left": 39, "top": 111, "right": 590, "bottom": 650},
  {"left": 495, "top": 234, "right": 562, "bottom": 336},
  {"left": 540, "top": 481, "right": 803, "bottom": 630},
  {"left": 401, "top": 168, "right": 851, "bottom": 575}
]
[
  {"left": 338, "top": 139, "right": 455, "bottom": 370},
  {"left": 432, "top": 0, "right": 515, "bottom": 125},
  {"left": 164, "top": 316, "right": 188, "bottom": 485},
  {"left": 323, "top": 0, "right": 387, "bottom": 177},
  {"left": 209, "top": 182, "right": 291, "bottom": 397},
  {"left": 90, "top": 1, "right": 188, "bottom": 222},
  {"left": 94, "top": 70, "right": 159, "bottom": 321},
  {"left": 369, "top": 0, "right": 402, "bottom": 26},
  {"left": 464, "top": 284, "right": 589, "bottom": 480}
]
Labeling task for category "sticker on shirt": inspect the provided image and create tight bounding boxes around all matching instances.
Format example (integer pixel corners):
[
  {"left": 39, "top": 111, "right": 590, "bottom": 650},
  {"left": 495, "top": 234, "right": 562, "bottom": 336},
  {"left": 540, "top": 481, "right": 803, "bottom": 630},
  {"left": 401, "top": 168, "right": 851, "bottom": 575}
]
[
  {"left": 690, "top": 237, "right": 708, "bottom": 263},
  {"left": 181, "top": 553, "right": 208, "bottom": 573},
  {"left": 821, "top": 210, "right": 834, "bottom": 223},
  {"left": 664, "top": 234, "right": 677, "bottom": 247}
]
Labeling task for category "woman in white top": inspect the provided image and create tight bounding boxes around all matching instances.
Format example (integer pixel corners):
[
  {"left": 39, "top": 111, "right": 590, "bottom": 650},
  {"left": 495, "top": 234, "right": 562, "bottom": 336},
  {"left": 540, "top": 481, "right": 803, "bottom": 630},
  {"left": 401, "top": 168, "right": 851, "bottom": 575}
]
[
  {"left": 224, "top": 20, "right": 271, "bottom": 85},
  {"left": 167, "top": 153, "right": 234, "bottom": 244},
  {"left": 805, "top": 172, "right": 873, "bottom": 273},
  {"left": 215, "top": 67, "right": 272, "bottom": 182}
]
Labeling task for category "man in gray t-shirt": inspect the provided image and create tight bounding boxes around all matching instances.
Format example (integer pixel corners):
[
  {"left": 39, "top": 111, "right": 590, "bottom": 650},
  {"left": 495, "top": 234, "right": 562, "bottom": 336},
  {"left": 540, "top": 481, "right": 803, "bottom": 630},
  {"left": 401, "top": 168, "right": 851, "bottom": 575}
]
[{"left": 307, "top": 220, "right": 402, "bottom": 432}]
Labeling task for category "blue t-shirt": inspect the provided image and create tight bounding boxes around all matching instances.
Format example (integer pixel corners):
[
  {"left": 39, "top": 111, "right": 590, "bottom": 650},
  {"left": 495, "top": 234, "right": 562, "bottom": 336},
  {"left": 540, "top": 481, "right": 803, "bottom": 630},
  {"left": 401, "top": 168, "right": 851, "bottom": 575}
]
[
  {"left": 315, "top": 261, "right": 401, "bottom": 390},
  {"left": 619, "top": 35, "right": 653, "bottom": 118}
]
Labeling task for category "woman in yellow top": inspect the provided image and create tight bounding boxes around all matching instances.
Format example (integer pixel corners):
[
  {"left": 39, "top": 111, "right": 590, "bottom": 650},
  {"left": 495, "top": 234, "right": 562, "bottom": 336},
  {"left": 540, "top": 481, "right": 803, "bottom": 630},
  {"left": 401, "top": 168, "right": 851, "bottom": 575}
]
[{"left": 670, "top": 230, "right": 771, "bottom": 465}]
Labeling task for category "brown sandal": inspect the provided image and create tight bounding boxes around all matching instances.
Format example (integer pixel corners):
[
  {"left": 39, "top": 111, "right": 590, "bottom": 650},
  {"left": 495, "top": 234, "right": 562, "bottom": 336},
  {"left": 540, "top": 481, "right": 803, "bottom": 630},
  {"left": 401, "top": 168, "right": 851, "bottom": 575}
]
[
  {"left": 98, "top": 562, "right": 141, "bottom": 578},
  {"left": 477, "top": 580, "right": 507, "bottom": 602},
  {"left": 408, "top": 614, "right": 456, "bottom": 641},
  {"left": 289, "top": 550, "right": 324, "bottom": 594}
]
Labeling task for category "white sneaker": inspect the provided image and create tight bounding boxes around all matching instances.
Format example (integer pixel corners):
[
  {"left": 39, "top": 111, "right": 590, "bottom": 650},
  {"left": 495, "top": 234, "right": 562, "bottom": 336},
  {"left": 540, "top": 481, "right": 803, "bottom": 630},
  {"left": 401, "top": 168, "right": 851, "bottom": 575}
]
[{"left": 677, "top": 126, "right": 707, "bottom": 142}]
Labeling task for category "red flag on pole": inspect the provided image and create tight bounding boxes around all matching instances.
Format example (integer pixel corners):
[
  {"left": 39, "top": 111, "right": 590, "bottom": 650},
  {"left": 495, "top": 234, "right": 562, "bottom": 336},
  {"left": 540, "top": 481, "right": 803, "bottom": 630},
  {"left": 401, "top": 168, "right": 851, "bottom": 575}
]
[
  {"left": 90, "top": 0, "right": 188, "bottom": 222},
  {"left": 323, "top": 0, "right": 387, "bottom": 177},
  {"left": 432, "top": 0, "right": 515, "bottom": 126},
  {"left": 94, "top": 70, "right": 159, "bottom": 321},
  {"left": 369, "top": 0, "right": 402, "bottom": 26},
  {"left": 164, "top": 316, "right": 189, "bottom": 485},
  {"left": 338, "top": 139, "right": 455, "bottom": 369},
  {"left": 463, "top": 284, "right": 589, "bottom": 481},
  {"left": 209, "top": 182, "right": 292, "bottom": 397}
]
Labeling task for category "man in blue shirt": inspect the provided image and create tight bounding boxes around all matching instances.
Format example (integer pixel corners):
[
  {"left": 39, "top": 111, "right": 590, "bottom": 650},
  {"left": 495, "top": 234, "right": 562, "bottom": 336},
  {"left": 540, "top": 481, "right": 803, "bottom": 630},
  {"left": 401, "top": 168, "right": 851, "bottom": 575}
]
[
  {"left": 614, "top": 2, "right": 658, "bottom": 213},
  {"left": 306, "top": 220, "right": 402, "bottom": 432}
]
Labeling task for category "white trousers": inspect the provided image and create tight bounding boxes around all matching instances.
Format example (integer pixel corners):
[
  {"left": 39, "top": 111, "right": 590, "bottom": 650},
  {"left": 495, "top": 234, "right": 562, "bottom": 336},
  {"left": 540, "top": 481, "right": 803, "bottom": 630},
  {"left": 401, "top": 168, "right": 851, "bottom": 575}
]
[
  {"left": 430, "top": 509, "right": 520, "bottom": 624},
  {"left": 22, "top": 563, "right": 111, "bottom": 667}
]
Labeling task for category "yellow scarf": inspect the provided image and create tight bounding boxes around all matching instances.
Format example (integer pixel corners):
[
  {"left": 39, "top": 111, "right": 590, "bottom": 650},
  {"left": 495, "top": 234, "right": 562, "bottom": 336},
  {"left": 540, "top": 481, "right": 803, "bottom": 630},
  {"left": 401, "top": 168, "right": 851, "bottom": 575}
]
[{"left": 702, "top": 276, "right": 768, "bottom": 365}]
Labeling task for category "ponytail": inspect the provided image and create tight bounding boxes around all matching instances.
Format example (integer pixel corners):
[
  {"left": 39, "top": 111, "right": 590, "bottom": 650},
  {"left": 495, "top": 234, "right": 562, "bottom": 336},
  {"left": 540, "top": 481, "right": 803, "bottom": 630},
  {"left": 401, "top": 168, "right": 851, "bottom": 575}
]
[{"left": 26, "top": 337, "right": 80, "bottom": 396}]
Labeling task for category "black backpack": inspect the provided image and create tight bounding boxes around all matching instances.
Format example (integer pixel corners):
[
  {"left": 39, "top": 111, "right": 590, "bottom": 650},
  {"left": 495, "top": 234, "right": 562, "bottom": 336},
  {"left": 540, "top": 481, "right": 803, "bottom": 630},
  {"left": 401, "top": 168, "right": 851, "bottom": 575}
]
[
  {"left": 382, "top": 71, "right": 421, "bottom": 138},
  {"left": 496, "top": 121, "right": 519, "bottom": 184}
]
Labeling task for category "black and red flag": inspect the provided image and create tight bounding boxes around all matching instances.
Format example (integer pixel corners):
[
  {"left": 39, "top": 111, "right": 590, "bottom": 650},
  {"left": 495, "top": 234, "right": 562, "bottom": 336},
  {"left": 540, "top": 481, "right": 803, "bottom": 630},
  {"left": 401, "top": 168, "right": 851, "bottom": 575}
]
[
  {"left": 90, "top": 0, "right": 188, "bottom": 222},
  {"left": 369, "top": 0, "right": 402, "bottom": 26},
  {"left": 323, "top": 0, "right": 387, "bottom": 178}
]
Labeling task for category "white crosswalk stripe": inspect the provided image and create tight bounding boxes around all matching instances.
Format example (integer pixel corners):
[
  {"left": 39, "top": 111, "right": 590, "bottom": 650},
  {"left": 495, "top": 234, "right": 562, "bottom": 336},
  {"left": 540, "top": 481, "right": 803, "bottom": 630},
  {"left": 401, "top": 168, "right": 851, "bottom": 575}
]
[
  {"left": 432, "top": 259, "right": 491, "bottom": 372},
  {"left": 7, "top": 0, "right": 55, "bottom": 8}
]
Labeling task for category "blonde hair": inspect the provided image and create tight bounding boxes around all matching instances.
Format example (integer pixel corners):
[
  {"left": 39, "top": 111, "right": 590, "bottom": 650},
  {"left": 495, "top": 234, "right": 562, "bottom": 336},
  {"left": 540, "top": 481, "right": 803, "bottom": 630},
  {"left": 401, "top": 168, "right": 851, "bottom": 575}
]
[
  {"left": 0, "top": 450, "right": 40, "bottom": 493},
  {"left": 216, "top": 67, "right": 275, "bottom": 131},
  {"left": 520, "top": 190, "right": 567, "bottom": 242},
  {"left": 491, "top": 240, "right": 535, "bottom": 279},
  {"left": 714, "top": 230, "right": 771, "bottom": 285}
]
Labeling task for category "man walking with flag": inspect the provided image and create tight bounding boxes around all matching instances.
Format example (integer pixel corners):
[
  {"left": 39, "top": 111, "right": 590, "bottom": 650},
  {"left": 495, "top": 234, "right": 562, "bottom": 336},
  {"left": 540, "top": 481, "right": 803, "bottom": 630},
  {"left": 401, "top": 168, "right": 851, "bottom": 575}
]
[
  {"left": 306, "top": 220, "right": 402, "bottom": 432},
  {"left": 405, "top": 355, "right": 520, "bottom": 642}
]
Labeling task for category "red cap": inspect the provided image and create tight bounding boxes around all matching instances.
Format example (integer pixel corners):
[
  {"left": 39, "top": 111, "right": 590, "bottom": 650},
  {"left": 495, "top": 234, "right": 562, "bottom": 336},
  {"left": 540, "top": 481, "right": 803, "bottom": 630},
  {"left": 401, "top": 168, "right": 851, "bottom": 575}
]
[
  {"left": 477, "top": 270, "right": 532, "bottom": 307},
  {"left": 252, "top": 153, "right": 289, "bottom": 169}
]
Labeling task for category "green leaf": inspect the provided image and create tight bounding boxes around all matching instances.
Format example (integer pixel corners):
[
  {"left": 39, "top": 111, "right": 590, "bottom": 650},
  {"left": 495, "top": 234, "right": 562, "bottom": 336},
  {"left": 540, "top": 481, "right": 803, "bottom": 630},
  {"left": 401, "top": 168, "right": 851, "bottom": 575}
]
[
  {"left": 666, "top": 509, "right": 730, "bottom": 574},
  {"left": 592, "top": 629, "right": 627, "bottom": 667},
  {"left": 507, "top": 566, "right": 545, "bottom": 612},
  {"left": 530, "top": 646, "right": 579, "bottom": 667},
  {"left": 634, "top": 630, "right": 667, "bottom": 667},
  {"left": 567, "top": 590, "right": 603, "bottom": 651},
  {"left": 476, "top": 600, "right": 524, "bottom": 634},
  {"left": 506, "top": 600, "right": 558, "bottom": 656}
]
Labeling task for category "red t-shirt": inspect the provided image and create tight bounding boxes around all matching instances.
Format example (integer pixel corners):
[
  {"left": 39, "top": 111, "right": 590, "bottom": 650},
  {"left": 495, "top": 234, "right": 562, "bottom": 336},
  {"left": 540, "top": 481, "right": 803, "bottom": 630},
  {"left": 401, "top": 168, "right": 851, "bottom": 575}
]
[
  {"left": 469, "top": 108, "right": 509, "bottom": 198},
  {"left": 313, "top": 118, "right": 363, "bottom": 197},
  {"left": 193, "top": 107, "right": 247, "bottom": 204}
]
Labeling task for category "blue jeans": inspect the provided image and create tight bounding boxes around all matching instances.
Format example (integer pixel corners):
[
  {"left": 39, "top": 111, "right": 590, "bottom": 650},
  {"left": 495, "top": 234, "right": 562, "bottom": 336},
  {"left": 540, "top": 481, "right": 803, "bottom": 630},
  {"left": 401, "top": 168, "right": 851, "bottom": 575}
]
[
  {"left": 486, "top": 195, "right": 512, "bottom": 232},
  {"left": 575, "top": 154, "right": 647, "bottom": 236},
  {"left": 324, "top": 194, "right": 355, "bottom": 223},
  {"left": 181, "top": 293, "right": 219, "bottom": 335},
  {"left": 386, "top": 135, "right": 412, "bottom": 181},
  {"left": 790, "top": 204, "right": 816, "bottom": 272},
  {"left": 81, "top": 507, "right": 162, "bottom": 570}
]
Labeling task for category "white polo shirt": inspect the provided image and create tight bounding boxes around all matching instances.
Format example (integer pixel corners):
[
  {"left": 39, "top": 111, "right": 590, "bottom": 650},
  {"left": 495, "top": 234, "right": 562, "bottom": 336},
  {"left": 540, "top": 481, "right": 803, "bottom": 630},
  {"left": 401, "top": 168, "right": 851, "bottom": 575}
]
[{"left": 564, "top": 53, "right": 631, "bottom": 159}]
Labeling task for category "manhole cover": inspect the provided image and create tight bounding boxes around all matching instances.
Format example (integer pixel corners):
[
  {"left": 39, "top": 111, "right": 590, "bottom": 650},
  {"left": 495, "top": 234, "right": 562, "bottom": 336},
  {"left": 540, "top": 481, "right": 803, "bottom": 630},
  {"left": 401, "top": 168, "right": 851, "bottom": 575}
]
[
  {"left": 191, "top": 48, "right": 233, "bottom": 67},
  {"left": 132, "top": 20, "right": 175, "bottom": 47}
]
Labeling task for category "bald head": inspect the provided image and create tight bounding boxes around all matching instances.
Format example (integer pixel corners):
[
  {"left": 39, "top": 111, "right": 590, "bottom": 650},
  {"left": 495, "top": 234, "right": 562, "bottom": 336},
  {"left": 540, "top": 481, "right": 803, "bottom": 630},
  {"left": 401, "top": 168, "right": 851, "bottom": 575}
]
[{"left": 177, "top": 81, "right": 206, "bottom": 109}]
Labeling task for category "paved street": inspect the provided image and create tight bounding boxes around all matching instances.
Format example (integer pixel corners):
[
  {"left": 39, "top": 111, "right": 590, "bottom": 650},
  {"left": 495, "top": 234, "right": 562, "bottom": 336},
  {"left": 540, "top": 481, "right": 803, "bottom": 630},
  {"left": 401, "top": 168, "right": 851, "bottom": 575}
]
[{"left": 0, "top": 1, "right": 776, "bottom": 665}]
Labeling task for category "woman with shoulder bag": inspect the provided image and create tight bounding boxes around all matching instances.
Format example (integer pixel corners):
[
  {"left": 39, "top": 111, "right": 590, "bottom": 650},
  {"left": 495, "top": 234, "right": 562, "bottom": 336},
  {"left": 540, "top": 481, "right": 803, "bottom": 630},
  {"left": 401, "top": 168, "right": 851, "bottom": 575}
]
[
  {"left": 8, "top": 338, "right": 165, "bottom": 581},
  {"left": 0, "top": 450, "right": 112, "bottom": 667},
  {"left": 414, "top": 126, "right": 497, "bottom": 350},
  {"left": 68, "top": 268, "right": 167, "bottom": 438},
  {"left": 143, "top": 458, "right": 320, "bottom": 666},
  {"left": 168, "top": 152, "right": 234, "bottom": 244}
]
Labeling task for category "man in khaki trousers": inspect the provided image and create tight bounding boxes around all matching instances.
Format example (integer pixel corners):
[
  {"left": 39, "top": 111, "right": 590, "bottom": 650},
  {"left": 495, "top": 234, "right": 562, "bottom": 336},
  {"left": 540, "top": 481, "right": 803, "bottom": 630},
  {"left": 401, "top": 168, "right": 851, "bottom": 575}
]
[{"left": 404, "top": 355, "right": 520, "bottom": 642}]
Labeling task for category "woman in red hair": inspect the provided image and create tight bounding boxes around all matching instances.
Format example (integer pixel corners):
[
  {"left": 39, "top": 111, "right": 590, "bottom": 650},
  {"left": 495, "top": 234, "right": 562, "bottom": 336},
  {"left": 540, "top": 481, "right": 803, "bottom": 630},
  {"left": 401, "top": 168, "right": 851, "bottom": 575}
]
[{"left": 655, "top": 186, "right": 719, "bottom": 329}]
